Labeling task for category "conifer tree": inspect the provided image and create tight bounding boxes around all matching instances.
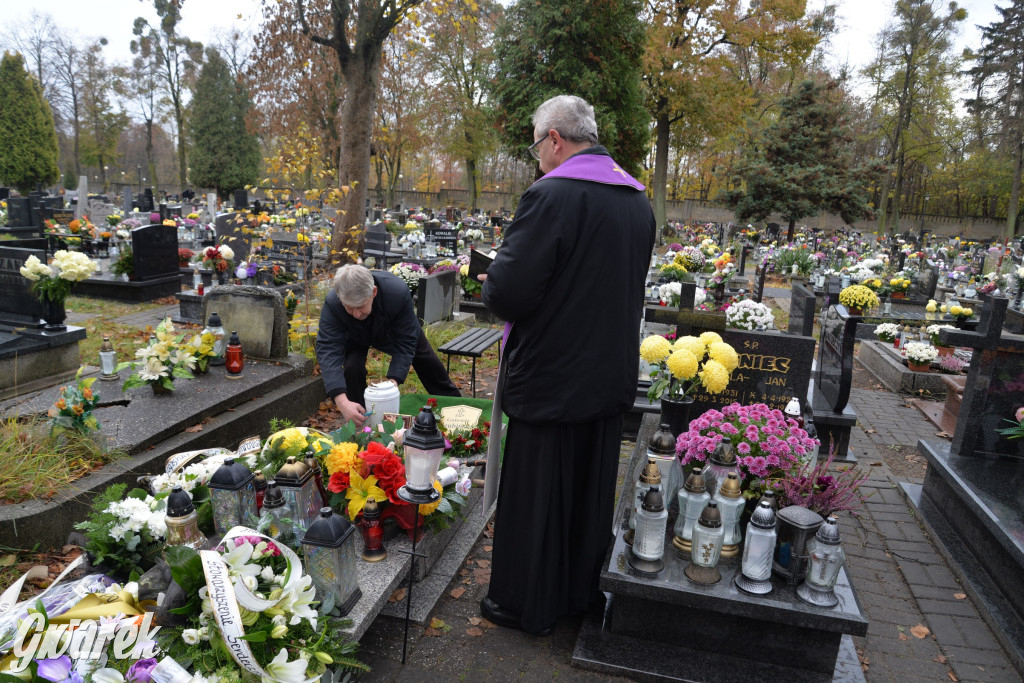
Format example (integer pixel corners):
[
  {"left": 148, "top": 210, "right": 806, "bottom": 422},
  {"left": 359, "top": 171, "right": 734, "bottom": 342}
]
[
  {"left": 0, "top": 51, "right": 60, "bottom": 194},
  {"left": 189, "top": 49, "right": 260, "bottom": 199}
]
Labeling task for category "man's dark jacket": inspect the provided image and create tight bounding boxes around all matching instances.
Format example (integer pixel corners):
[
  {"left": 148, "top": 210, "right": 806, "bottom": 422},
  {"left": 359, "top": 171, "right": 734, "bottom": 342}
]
[
  {"left": 317, "top": 270, "right": 418, "bottom": 399},
  {"left": 483, "top": 146, "right": 656, "bottom": 424}
]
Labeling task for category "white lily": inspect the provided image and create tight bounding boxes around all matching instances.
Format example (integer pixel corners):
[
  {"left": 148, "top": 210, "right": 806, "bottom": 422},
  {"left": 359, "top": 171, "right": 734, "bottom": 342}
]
[
  {"left": 262, "top": 648, "right": 309, "bottom": 682},
  {"left": 220, "top": 540, "right": 262, "bottom": 582},
  {"left": 276, "top": 575, "right": 318, "bottom": 629},
  {"left": 91, "top": 669, "right": 125, "bottom": 683}
]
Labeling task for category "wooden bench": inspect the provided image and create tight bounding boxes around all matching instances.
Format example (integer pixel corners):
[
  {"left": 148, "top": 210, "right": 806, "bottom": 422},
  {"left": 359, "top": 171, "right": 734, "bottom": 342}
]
[{"left": 438, "top": 327, "right": 503, "bottom": 397}]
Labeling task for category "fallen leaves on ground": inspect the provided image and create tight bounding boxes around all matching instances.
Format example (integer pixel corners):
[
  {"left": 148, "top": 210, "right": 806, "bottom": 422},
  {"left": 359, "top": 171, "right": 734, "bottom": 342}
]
[
  {"left": 429, "top": 617, "right": 451, "bottom": 633},
  {"left": 423, "top": 627, "right": 443, "bottom": 637},
  {"left": 473, "top": 568, "right": 491, "bottom": 585},
  {"left": 870, "top": 462, "right": 883, "bottom": 466},
  {"left": 468, "top": 617, "right": 482, "bottom": 626},
  {"left": 483, "top": 545, "right": 492, "bottom": 552},
  {"left": 898, "top": 633, "right": 910, "bottom": 641},
  {"left": 947, "top": 672, "right": 958, "bottom": 681},
  {"left": 910, "top": 624, "right": 931, "bottom": 639},
  {"left": 184, "top": 424, "right": 203, "bottom": 433},
  {"left": 476, "top": 559, "right": 490, "bottom": 568},
  {"left": 936, "top": 431, "right": 951, "bottom": 438},
  {"left": 449, "top": 587, "right": 465, "bottom": 599},
  {"left": 953, "top": 593, "right": 966, "bottom": 600},
  {"left": 466, "top": 627, "right": 484, "bottom": 637},
  {"left": 388, "top": 587, "right": 406, "bottom": 602},
  {"left": 935, "top": 654, "right": 947, "bottom": 664}
]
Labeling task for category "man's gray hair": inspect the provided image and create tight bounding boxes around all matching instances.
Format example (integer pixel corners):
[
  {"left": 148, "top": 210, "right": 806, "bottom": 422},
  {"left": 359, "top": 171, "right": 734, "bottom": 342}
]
[
  {"left": 532, "top": 95, "right": 599, "bottom": 145},
  {"left": 333, "top": 264, "right": 375, "bottom": 305}
]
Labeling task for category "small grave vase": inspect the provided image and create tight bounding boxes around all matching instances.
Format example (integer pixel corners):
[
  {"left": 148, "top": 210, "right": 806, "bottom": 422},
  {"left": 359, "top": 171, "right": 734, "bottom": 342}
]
[
  {"left": 151, "top": 382, "right": 172, "bottom": 395},
  {"left": 908, "top": 361, "right": 930, "bottom": 372},
  {"left": 41, "top": 298, "right": 67, "bottom": 331},
  {"left": 659, "top": 395, "right": 693, "bottom": 439}
]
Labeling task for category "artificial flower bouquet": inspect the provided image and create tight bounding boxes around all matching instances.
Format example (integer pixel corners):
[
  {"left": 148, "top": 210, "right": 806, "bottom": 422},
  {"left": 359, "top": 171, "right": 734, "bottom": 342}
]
[
  {"left": 699, "top": 238, "right": 719, "bottom": 259},
  {"left": 640, "top": 331, "right": 739, "bottom": 403},
  {"left": 927, "top": 324, "right": 956, "bottom": 347},
  {"left": 48, "top": 370, "right": 100, "bottom": 434},
  {"left": 949, "top": 304, "right": 974, "bottom": 321},
  {"left": 200, "top": 244, "right": 235, "bottom": 273},
  {"left": 118, "top": 318, "right": 197, "bottom": 392},
  {"left": 187, "top": 330, "right": 218, "bottom": 373},
  {"left": 904, "top": 341, "right": 938, "bottom": 366},
  {"left": 389, "top": 262, "right": 427, "bottom": 294},
  {"left": 257, "top": 426, "right": 334, "bottom": 477},
  {"left": 888, "top": 277, "right": 911, "bottom": 294},
  {"left": 177, "top": 247, "right": 194, "bottom": 267},
  {"left": 838, "top": 284, "right": 879, "bottom": 312},
  {"left": 725, "top": 299, "right": 774, "bottom": 331},
  {"left": 873, "top": 323, "right": 900, "bottom": 343},
  {"left": 19, "top": 250, "right": 96, "bottom": 304},
  {"left": 106, "top": 213, "right": 122, "bottom": 227}
]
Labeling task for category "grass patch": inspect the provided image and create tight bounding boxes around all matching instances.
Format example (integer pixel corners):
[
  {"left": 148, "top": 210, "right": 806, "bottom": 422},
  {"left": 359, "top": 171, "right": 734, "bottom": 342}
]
[
  {"left": 0, "top": 416, "right": 124, "bottom": 504},
  {"left": 66, "top": 296, "right": 180, "bottom": 363}
]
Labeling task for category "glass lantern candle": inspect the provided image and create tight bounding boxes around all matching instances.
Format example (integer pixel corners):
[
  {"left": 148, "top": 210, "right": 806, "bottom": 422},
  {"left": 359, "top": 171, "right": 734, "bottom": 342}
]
[
  {"left": 773, "top": 505, "right": 825, "bottom": 584},
  {"left": 274, "top": 456, "right": 321, "bottom": 533},
  {"left": 301, "top": 507, "right": 362, "bottom": 616},
  {"left": 164, "top": 486, "right": 209, "bottom": 553},
  {"left": 359, "top": 497, "right": 386, "bottom": 561},
  {"left": 627, "top": 459, "right": 661, "bottom": 542},
  {"left": 628, "top": 485, "right": 668, "bottom": 576},
  {"left": 673, "top": 467, "right": 710, "bottom": 555},
  {"left": 646, "top": 423, "right": 678, "bottom": 500},
  {"left": 204, "top": 312, "right": 226, "bottom": 366},
  {"left": 684, "top": 500, "right": 724, "bottom": 585},
  {"left": 714, "top": 472, "right": 745, "bottom": 558},
  {"left": 399, "top": 406, "right": 446, "bottom": 502},
  {"left": 98, "top": 337, "right": 118, "bottom": 382},
  {"left": 797, "top": 516, "right": 847, "bottom": 607},
  {"left": 259, "top": 481, "right": 299, "bottom": 549},
  {"left": 735, "top": 500, "right": 778, "bottom": 595},
  {"left": 224, "top": 330, "right": 244, "bottom": 379},
  {"left": 208, "top": 457, "right": 256, "bottom": 535},
  {"left": 303, "top": 451, "right": 329, "bottom": 510},
  {"left": 702, "top": 445, "right": 739, "bottom": 508},
  {"left": 252, "top": 470, "right": 267, "bottom": 515}
]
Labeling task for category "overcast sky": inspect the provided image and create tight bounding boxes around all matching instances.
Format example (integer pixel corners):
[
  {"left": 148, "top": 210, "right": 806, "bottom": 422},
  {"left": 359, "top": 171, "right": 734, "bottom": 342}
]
[{"left": 7, "top": 0, "right": 1007, "bottom": 97}]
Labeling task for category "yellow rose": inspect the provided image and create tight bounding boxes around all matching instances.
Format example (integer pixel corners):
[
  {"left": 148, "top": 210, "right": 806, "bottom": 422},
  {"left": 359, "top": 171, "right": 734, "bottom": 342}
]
[
  {"left": 640, "top": 335, "right": 672, "bottom": 364},
  {"left": 667, "top": 349, "right": 698, "bottom": 380}
]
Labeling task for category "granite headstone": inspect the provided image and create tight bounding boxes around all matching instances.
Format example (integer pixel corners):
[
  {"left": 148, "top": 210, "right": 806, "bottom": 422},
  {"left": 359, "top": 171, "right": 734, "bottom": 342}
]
[
  {"left": 5, "top": 198, "right": 31, "bottom": 227},
  {"left": 816, "top": 305, "right": 856, "bottom": 413},
  {"left": 788, "top": 283, "right": 816, "bottom": 338},
  {"left": 415, "top": 270, "right": 456, "bottom": 325},
  {"left": 0, "top": 246, "right": 45, "bottom": 326},
  {"left": 215, "top": 212, "right": 252, "bottom": 263},
  {"left": 201, "top": 286, "right": 288, "bottom": 359},
  {"left": 131, "top": 224, "right": 179, "bottom": 281},
  {"left": 51, "top": 209, "right": 76, "bottom": 227}
]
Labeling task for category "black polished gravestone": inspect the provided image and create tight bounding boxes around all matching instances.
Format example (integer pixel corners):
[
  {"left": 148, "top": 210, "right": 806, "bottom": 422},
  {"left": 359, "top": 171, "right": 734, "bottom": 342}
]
[
  {"left": 738, "top": 244, "right": 753, "bottom": 275},
  {"left": 788, "top": 282, "right": 816, "bottom": 337},
  {"left": 214, "top": 212, "right": 251, "bottom": 263},
  {"left": 51, "top": 209, "right": 76, "bottom": 227},
  {"left": 131, "top": 224, "right": 179, "bottom": 281},
  {"left": 912, "top": 296, "right": 1024, "bottom": 674},
  {"left": 0, "top": 246, "right": 46, "bottom": 328},
  {"left": 425, "top": 224, "right": 459, "bottom": 257},
  {"left": 752, "top": 262, "right": 768, "bottom": 303},
  {"left": 5, "top": 197, "right": 31, "bottom": 227},
  {"left": 810, "top": 304, "right": 859, "bottom": 459}
]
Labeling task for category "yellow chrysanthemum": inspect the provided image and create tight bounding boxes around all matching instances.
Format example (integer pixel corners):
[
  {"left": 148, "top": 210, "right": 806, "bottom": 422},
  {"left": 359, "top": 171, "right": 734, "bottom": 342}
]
[
  {"left": 666, "top": 348, "right": 699, "bottom": 380},
  {"left": 673, "top": 335, "right": 705, "bottom": 358},
  {"left": 671, "top": 254, "right": 689, "bottom": 270},
  {"left": 708, "top": 342, "right": 739, "bottom": 374},
  {"left": 949, "top": 305, "right": 962, "bottom": 316},
  {"left": 274, "top": 428, "right": 308, "bottom": 456},
  {"left": 699, "top": 359, "right": 730, "bottom": 394},
  {"left": 419, "top": 480, "right": 446, "bottom": 516},
  {"left": 640, "top": 335, "right": 672, "bottom": 363},
  {"left": 324, "top": 441, "right": 362, "bottom": 475},
  {"left": 699, "top": 331, "right": 722, "bottom": 349}
]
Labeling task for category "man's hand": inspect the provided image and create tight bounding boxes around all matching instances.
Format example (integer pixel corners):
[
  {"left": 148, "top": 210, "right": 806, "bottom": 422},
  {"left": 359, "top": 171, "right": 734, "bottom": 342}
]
[
  {"left": 477, "top": 273, "right": 487, "bottom": 282},
  {"left": 335, "top": 394, "right": 367, "bottom": 428}
]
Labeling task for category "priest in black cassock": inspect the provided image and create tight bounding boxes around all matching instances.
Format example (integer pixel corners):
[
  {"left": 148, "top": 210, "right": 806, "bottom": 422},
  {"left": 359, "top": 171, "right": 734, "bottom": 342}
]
[{"left": 480, "top": 95, "right": 656, "bottom": 635}]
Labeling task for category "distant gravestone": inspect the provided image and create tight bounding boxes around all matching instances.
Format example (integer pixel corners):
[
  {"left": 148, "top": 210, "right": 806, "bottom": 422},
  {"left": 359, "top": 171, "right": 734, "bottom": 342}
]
[
  {"left": 43, "top": 197, "right": 64, "bottom": 210},
  {"left": 201, "top": 286, "right": 288, "bottom": 359},
  {"left": 75, "top": 177, "right": 88, "bottom": 219},
  {"left": 425, "top": 224, "right": 458, "bottom": 257},
  {"left": 206, "top": 193, "right": 217, "bottom": 223},
  {"left": 0, "top": 246, "right": 46, "bottom": 327},
  {"left": 233, "top": 189, "right": 248, "bottom": 210},
  {"left": 266, "top": 232, "right": 312, "bottom": 277},
  {"left": 51, "top": 209, "right": 76, "bottom": 226},
  {"left": 5, "top": 198, "right": 31, "bottom": 227},
  {"left": 788, "top": 283, "right": 816, "bottom": 338},
  {"left": 753, "top": 263, "right": 767, "bottom": 303},
  {"left": 416, "top": 270, "right": 456, "bottom": 325},
  {"left": 816, "top": 305, "right": 856, "bottom": 414},
  {"left": 215, "top": 212, "right": 251, "bottom": 263},
  {"left": 123, "top": 189, "right": 134, "bottom": 213},
  {"left": 738, "top": 245, "right": 752, "bottom": 275},
  {"left": 131, "top": 224, "right": 179, "bottom": 281}
]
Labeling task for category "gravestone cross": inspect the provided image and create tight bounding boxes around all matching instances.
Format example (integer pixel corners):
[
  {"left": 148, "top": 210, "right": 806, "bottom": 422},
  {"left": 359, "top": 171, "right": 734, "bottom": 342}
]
[{"left": 753, "top": 262, "right": 767, "bottom": 303}]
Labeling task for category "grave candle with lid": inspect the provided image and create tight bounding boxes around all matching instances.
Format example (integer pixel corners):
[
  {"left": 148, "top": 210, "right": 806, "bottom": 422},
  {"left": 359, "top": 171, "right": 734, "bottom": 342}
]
[
  {"left": 275, "top": 456, "right": 321, "bottom": 533},
  {"left": 208, "top": 457, "right": 256, "bottom": 535}
]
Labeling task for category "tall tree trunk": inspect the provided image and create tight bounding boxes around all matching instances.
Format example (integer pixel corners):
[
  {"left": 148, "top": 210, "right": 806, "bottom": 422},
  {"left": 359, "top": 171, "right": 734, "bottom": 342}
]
[
  {"left": 1008, "top": 131, "right": 1023, "bottom": 238},
  {"left": 787, "top": 218, "right": 796, "bottom": 242},
  {"left": 145, "top": 117, "right": 156, "bottom": 190},
  {"left": 174, "top": 106, "right": 187, "bottom": 190},
  {"left": 333, "top": 57, "right": 379, "bottom": 265},
  {"left": 652, "top": 107, "right": 670, "bottom": 245},
  {"left": 891, "top": 152, "right": 907, "bottom": 234},
  {"left": 465, "top": 156, "right": 477, "bottom": 209}
]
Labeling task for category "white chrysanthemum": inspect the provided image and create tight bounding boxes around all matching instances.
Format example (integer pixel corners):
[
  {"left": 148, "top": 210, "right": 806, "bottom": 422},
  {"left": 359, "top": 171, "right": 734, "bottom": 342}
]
[
  {"left": 219, "top": 245, "right": 235, "bottom": 260},
  {"left": 19, "top": 254, "right": 53, "bottom": 281}
]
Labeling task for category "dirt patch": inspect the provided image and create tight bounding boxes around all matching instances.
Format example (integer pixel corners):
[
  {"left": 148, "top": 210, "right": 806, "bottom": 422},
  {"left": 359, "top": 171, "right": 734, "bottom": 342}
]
[{"left": 876, "top": 442, "right": 928, "bottom": 482}]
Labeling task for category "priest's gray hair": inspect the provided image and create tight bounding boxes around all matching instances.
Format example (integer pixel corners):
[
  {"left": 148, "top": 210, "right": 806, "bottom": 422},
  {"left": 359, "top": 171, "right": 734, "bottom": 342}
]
[
  {"left": 334, "top": 264, "right": 375, "bottom": 305},
  {"left": 532, "top": 95, "right": 599, "bottom": 145}
]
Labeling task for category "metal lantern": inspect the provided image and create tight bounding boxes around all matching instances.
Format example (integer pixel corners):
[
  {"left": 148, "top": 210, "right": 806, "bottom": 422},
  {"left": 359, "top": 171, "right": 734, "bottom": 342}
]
[
  {"left": 203, "top": 312, "right": 226, "bottom": 366},
  {"left": 735, "top": 501, "right": 778, "bottom": 595},
  {"left": 703, "top": 444, "right": 739, "bottom": 501},
  {"left": 797, "top": 516, "right": 847, "bottom": 607},
  {"left": 301, "top": 507, "right": 362, "bottom": 616},
  {"left": 627, "top": 459, "right": 662, "bottom": 543},
  {"left": 98, "top": 337, "right": 118, "bottom": 382},
  {"left": 646, "top": 423, "right": 678, "bottom": 499},
  {"left": 164, "top": 486, "right": 209, "bottom": 552},
  {"left": 714, "top": 472, "right": 745, "bottom": 558},
  {"left": 208, "top": 457, "right": 256, "bottom": 535},
  {"left": 275, "top": 456, "right": 321, "bottom": 533},
  {"left": 673, "top": 467, "right": 710, "bottom": 554},
  {"left": 684, "top": 500, "right": 724, "bottom": 585},
  {"left": 628, "top": 485, "right": 668, "bottom": 576},
  {"left": 773, "top": 505, "right": 825, "bottom": 584},
  {"left": 303, "top": 450, "right": 329, "bottom": 510},
  {"left": 224, "top": 331, "right": 244, "bottom": 379},
  {"left": 359, "top": 497, "right": 386, "bottom": 561},
  {"left": 399, "top": 406, "right": 446, "bottom": 503},
  {"left": 259, "top": 481, "right": 299, "bottom": 548}
]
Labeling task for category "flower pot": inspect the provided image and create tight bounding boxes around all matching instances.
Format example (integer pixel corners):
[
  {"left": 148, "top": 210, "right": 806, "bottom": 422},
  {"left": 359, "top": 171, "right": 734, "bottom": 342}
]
[
  {"left": 41, "top": 298, "right": 67, "bottom": 331},
  {"left": 713, "top": 283, "right": 727, "bottom": 307},
  {"left": 659, "top": 395, "right": 694, "bottom": 439},
  {"left": 937, "top": 346, "right": 954, "bottom": 357},
  {"left": 891, "top": 292, "right": 906, "bottom": 300},
  {"left": 847, "top": 307, "right": 863, "bottom": 316},
  {"left": 907, "top": 361, "right": 930, "bottom": 373},
  {"left": 151, "top": 382, "right": 173, "bottom": 395}
]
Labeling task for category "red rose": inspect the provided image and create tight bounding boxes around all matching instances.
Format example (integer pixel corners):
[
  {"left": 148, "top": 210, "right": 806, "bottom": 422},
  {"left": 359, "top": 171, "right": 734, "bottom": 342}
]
[
  {"left": 361, "top": 441, "right": 393, "bottom": 467},
  {"left": 375, "top": 454, "right": 407, "bottom": 502},
  {"left": 327, "top": 470, "right": 350, "bottom": 493},
  {"left": 427, "top": 398, "right": 438, "bottom": 408},
  {"left": 471, "top": 428, "right": 482, "bottom": 440}
]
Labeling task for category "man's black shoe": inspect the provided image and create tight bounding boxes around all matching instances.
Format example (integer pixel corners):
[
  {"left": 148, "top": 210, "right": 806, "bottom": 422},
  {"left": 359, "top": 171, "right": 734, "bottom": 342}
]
[{"left": 480, "top": 596, "right": 553, "bottom": 637}]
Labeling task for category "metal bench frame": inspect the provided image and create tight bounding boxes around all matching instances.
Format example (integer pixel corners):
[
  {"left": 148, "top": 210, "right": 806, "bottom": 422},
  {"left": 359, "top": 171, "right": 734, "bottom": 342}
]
[{"left": 438, "top": 327, "right": 503, "bottom": 397}]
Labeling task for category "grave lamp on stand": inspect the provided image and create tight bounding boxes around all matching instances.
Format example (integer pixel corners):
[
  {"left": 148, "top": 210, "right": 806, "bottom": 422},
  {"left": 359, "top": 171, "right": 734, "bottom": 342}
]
[
  {"left": 203, "top": 312, "right": 226, "bottom": 366},
  {"left": 208, "top": 457, "right": 256, "bottom": 535},
  {"left": 98, "top": 337, "right": 118, "bottom": 382},
  {"left": 797, "top": 516, "right": 847, "bottom": 607},
  {"left": 301, "top": 507, "right": 362, "bottom": 616},
  {"left": 673, "top": 467, "right": 710, "bottom": 555},
  {"left": 684, "top": 500, "right": 724, "bottom": 585},
  {"left": 274, "top": 456, "right": 321, "bottom": 533},
  {"left": 164, "top": 486, "right": 209, "bottom": 553},
  {"left": 628, "top": 484, "right": 668, "bottom": 576},
  {"left": 735, "top": 500, "right": 778, "bottom": 595},
  {"left": 626, "top": 459, "right": 661, "bottom": 545}
]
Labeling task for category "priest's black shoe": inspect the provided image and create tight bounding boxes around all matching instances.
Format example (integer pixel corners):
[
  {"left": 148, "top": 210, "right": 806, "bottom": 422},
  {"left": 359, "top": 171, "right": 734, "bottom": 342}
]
[{"left": 480, "top": 596, "right": 553, "bottom": 637}]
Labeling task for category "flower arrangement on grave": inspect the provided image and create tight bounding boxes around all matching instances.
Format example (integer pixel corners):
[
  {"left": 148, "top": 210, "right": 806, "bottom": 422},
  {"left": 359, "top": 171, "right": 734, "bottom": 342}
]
[
  {"left": 904, "top": 341, "right": 938, "bottom": 366},
  {"left": 888, "top": 277, "right": 911, "bottom": 295},
  {"left": 47, "top": 371, "right": 100, "bottom": 434},
  {"left": 389, "top": 262, "right": 427, "bottom": 294},
  {"left": 927, "top": 324, "right": 956, "bottom": 348},
  {"left": 995, "top": 407, "right": 1024, "bottom": 440},
  {"left": 187, "top": 212, "right": 200, "bottom": 220},
  {"left": 459, "top": 260, "right": 482, "bottom": 298},
  {"left": 177, "top": 247, "right": 194, "bottom": 267},
  {"left": 19, "top": 250, "right": 96, "bottom": 305},
  {"left": 938, "top": 354, "right": 967, "bottom": 374},
  {"left": 1016, "top": 266, "right": 1024, "bottom": 289},
  {"left": 269, "top": 262, "right": 298, "bottom": 285},
  {"left": 873, "top": 323, "right": 900, "bottom": 343},
  {"left": 676, "top": 403, "right": 819, "bottom": 481},
  {"left": 773, "top": 449, "right": 869, "bottom": 518},
  {"left": 675, "top": 246, "right": 706, "bottom": 272},
  {"left": 659, "top": 259, "right": 690, "bottom": 282},
  {"left": 659, "top": 281, "right": 682, "bottom": 307},
  {"left": 200, "top": 244, "right": 235, "bottom": 273},
  {"left": 640, "top": 332, "right": 739, "bottom": 402},
  {"left": 256, "top": 426, "right": 334, "bottom": 477},
  {"left": 708, "top": 255, "right": 735, "bottom": 288},
  {"left": 187, "top": 330, "right": 218, "bottom": 373},
  {"left": 978, "top": 271, "right": 1006, "bottom": 295},
  {"left": 838, "top": 284, "right": 879, "bottom": 313},
  {"left": 464, "top": 227, "right": 485, "bottom": 242},
  {"left": 725, "top": 298, "right": 774, "bottom": 331},
  {"left": 118, "top": 318, "right": 197, "bottom": 393},
  {"left": 106, "top": 213, "right": 122, "bottom": 227},
  {"left": 699, "top": 238, "right": 719, "bottom": 259},
  {"left": 428, "top": 258, "right": 459, "bottom": 275},
  {"left": 399, "top": 230, "right": 426, "bottom": 247},
  {"left": 949, "top": 304, "right": 973, "bottom": 322},
  {"left": 73, "top": 483, "right": 174, "bottom": 575},
  {"left": 110, "top": 245, "right": 135, "bottom": 278},
  {"left": 99, "top": 230, "right": 112, "bottom": 240},
  {"left": 284, "top": 289, "right": 299, "bottom": 319},
  {"left": 926, "top": 299, "right": 938, "bottom": 314}
]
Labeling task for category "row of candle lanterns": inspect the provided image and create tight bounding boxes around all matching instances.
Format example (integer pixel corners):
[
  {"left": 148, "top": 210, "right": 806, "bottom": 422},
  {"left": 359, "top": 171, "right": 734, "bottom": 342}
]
[
  {"left": 627, "top": 424, "right": 848, "bottom": 608},
  {"left": 161, "top": 405, "right": 451, "bottom": 616}
]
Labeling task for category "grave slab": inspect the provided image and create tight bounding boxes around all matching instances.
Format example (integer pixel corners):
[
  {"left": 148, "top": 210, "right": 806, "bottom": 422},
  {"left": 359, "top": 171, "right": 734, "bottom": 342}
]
[{"left": 858, "top": 340, "right": 953, "bottom": 394}]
